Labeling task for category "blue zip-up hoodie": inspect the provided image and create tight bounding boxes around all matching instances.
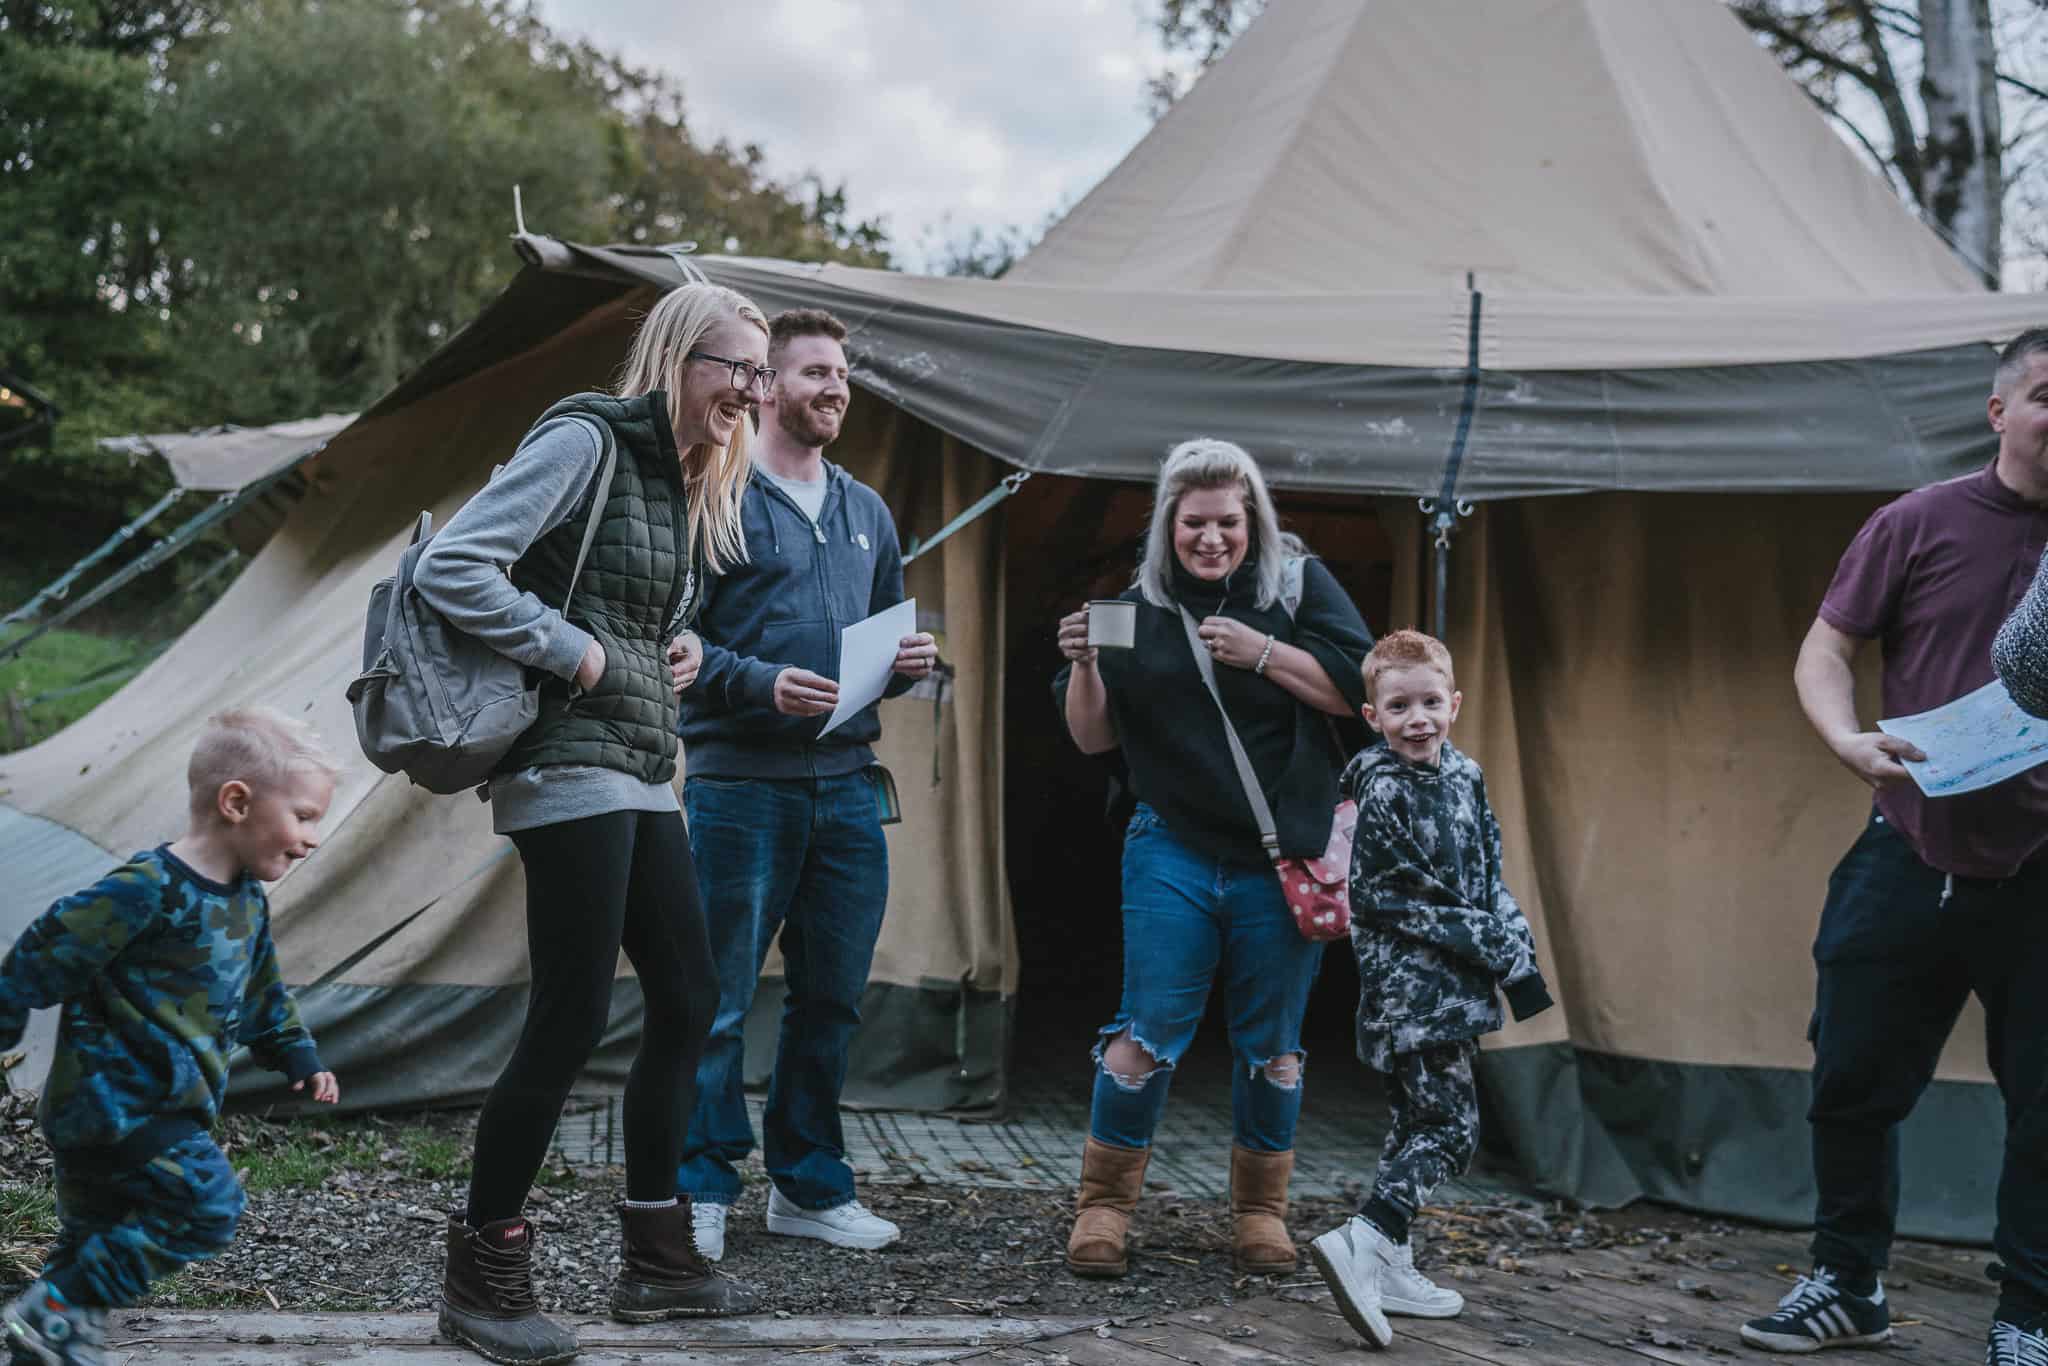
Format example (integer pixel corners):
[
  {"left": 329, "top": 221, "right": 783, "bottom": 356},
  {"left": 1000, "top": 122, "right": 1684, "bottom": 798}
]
[{"left": 681, "top": 461, "right": 915, "bottom": 779}]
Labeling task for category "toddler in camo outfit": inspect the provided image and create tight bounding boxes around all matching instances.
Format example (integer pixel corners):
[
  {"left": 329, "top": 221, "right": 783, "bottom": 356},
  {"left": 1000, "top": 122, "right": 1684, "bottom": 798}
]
[
  {"left": 1309, "top": 630, "right": 1553, "bottom": 1351},
  {"left": 1, "top": 707, "right": 340, "bottom": 1366}
]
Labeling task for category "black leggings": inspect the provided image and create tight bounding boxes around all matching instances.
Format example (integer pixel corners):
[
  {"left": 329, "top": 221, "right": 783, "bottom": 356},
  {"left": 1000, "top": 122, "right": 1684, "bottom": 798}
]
[{"left": 467, "top": 808, "right": 715, "bottom": 1225}]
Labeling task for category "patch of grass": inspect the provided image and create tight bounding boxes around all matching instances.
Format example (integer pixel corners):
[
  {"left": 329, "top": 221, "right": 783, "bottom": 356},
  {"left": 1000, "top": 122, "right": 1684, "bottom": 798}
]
[
  {"left": 393, "top": 1126, "right": 469, "bottom": 1183},
  {"left": 231, "top": 1129, "right": 380, "bottom": 1194},
  {"left": 0, "top": 1183, "right": 56, "bottom": 1282},
  {"left": 0, "top": 624, "right": 152, "bottom": 755}
]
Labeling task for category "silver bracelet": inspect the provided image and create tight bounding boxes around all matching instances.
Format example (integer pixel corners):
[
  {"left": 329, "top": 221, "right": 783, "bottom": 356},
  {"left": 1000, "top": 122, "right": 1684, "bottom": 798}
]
[{"left": 1254, "top": 634, "right": 1274, "bottom": 675}]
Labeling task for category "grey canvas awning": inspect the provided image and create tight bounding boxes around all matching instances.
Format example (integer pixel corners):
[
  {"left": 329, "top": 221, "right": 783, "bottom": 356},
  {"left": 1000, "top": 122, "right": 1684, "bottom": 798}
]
[{"left": 390, "top": 240, "right": 2027, "bottom": 502}]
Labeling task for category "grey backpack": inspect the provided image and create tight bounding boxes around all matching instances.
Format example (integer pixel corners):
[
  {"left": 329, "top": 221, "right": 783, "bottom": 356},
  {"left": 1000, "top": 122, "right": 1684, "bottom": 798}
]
[{"left": 346, "top": 438, "right": 616, "bottom": 795}]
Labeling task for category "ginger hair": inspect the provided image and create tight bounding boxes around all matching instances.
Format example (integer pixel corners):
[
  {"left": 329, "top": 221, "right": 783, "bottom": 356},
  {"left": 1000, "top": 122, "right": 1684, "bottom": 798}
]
[{"left": 1362, "top": 629, "right": 1457, "bottom": 702}]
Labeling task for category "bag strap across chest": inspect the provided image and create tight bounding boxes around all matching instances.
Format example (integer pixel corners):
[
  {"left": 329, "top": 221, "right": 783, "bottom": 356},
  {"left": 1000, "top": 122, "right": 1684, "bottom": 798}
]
[{"left": 1177, "top": 604, "right": 1281, "bottom": 861}]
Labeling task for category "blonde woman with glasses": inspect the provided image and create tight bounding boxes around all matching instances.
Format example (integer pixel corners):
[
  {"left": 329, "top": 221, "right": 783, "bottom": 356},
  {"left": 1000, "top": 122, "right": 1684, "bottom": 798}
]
[{"left": 413, "top": 283, "right": 768, "bottom": 1363}]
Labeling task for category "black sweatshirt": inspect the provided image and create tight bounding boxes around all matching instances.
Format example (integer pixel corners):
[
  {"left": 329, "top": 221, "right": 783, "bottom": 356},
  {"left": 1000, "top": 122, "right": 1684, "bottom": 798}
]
[{"left": 1054, "top": 555, "right": 1373, "bottom": 865}]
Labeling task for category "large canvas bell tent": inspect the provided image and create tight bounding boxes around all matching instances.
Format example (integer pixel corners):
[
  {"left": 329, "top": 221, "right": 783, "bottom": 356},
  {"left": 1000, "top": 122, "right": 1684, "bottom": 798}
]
[{"left": 2, "top": 0, "right": 2038, "bottom": 1239}]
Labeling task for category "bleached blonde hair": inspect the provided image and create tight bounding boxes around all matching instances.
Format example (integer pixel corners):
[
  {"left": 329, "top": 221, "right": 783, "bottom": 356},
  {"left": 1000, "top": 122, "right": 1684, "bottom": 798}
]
[
  {"left": 1135, "top": 437, "right": 1304, "bottom": 609},
  {"left": 614, "top": 283, "right": 768, "bottom": 574},
  {"left": 188, "top": 705, "right": 340, "bottom": 819}
]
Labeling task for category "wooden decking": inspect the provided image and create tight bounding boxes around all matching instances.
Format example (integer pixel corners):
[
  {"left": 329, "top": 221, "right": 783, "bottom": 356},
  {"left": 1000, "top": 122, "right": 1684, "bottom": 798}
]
[{"left": 100, "top": 1216, "right": 1991, "bottom": 1364}]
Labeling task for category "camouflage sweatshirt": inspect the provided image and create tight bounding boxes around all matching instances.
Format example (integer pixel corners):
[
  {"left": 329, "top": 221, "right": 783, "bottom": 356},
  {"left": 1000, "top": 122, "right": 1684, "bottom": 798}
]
[
  {"left": 0, "top": 847, "right": 321, "bottom": 1167},
  {"left": 1343, "top": 743, "right": 1553, "bottom": 1071}
]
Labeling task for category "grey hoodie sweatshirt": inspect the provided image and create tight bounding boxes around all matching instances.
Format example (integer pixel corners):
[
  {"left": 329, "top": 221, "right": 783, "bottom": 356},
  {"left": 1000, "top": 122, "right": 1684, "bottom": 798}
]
[
  {"left": 1342, "top": 741, "right": 1553, "bottom": 1071},
  {"left": 411, "top": 415, "right": 679, "bottom": 833}
]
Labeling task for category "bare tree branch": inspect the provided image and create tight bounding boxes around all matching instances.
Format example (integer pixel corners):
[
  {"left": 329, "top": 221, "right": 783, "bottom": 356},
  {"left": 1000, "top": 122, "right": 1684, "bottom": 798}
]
[
  {"left": 1846, "top": 0, "right": 1927, "bottom": 197},
  {"left": 1997, "top": 69, "right": 2048, "bottom": 102}
]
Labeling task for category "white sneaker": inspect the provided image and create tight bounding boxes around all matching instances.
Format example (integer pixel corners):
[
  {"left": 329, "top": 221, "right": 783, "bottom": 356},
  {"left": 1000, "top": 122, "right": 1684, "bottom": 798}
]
[
  {"left": 691, "top": 1200, "right": 728, "bottom": 1262},
  {"left": 1381, "top": 1238, "right": 1464, "bottom": 1318},
  {"left": 765, "top": 1188, "right": 900, "bottom": 1251},
  {"left": 1310, "top": 1216, "right": 1394, "bottom": 1350}
]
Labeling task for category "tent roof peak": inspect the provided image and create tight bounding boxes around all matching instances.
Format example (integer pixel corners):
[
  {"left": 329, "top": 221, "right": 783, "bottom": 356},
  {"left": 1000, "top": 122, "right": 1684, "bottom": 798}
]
[{"left": 1007, "top": 0, "right": 1980, "bottom": 299}]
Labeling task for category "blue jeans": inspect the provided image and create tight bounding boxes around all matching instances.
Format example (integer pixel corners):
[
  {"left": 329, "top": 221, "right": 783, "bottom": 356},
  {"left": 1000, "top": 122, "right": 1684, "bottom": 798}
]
[
  {"left": 1090, "top": 804, "right": 1325, "bottom": 1152},
  {"left": 677, "top": 770, "right": 889, "bottom": 1211}
]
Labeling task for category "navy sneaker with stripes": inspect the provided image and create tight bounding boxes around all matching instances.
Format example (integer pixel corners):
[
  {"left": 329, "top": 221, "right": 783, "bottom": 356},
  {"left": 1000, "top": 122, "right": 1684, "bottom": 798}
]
[
  {"left": 1988, "top": 1318, "right": 2048, "bottom": 1365},
  {"left": 1739, "top": 1267, "right": 1892, "bottom": 1353}
]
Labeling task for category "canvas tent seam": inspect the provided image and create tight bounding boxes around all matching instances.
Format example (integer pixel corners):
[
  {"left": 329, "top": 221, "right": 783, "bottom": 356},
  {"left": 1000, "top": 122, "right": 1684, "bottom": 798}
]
[
  {"left": 1194, "top": 3, "right": 1363, "bottom": 290},
  {"left": 1579, "top": 6, "right": 1717, "bottom": 295},
  {"left": 1025, "top": 338, "right": 1117, "bottom": 472}
]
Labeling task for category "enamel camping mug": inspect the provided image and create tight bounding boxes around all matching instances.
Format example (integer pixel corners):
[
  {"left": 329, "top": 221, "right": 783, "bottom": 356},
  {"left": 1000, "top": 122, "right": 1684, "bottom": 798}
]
[{"left": 1087, "top": 600, "right": 1138, "bottom": 649}]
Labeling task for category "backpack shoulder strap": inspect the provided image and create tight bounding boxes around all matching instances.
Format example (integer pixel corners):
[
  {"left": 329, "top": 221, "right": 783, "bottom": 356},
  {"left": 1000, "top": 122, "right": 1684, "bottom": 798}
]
[
  {"left": 1280, "top": 556, "right": 1307, "bottom": 620},
  {"left": 559, "top": 424, "right": 618, "bottom": 614}
]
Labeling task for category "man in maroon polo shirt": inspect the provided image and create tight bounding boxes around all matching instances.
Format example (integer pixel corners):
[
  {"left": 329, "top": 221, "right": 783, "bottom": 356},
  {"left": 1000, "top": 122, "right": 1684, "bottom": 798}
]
[{"left": 1739, "top": 329, "right": 2048, "bottom": 1362}]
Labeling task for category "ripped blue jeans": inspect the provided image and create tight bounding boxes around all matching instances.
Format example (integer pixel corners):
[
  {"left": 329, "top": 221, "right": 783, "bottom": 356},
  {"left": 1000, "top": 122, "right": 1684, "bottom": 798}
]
[{"left": 1090, "top": 804, "right": 1325, "bottom": 1152}]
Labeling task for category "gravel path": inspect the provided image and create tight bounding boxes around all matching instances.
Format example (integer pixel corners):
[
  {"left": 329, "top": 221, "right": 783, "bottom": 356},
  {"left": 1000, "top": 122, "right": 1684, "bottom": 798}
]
[{"left": 0, "top": 1091, "right": 1722, "bottom": 1322}]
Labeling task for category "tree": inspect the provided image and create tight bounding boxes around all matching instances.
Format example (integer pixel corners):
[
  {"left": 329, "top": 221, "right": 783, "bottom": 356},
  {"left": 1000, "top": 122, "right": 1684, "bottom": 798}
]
[
  {"left": 0, "top": 0, "right": 895, "bottom": 604},
  {"left": 1727, "top": 0, "right": 2038, "bottom": 287},
  {"left": 1142, "top": 0, "right": 2048, "bottom": 289}
]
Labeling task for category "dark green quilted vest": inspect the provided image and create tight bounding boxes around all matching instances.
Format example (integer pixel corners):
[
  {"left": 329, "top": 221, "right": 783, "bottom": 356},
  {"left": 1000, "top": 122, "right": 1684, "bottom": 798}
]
[{"left": 498, "top": 392, "right": 690, "bottom": 784}]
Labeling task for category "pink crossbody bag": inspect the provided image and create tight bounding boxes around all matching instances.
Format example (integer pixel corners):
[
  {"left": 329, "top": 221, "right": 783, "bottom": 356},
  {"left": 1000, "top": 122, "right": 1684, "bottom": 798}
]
[{"left": 1177, "top": 604, "right": 1355, "bottom": 942}]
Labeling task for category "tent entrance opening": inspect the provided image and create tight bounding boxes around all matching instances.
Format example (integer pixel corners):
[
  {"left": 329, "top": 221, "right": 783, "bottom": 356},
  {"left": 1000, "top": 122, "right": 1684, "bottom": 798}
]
[{"left": 1001, "top": 476, "right": 1398, "bottom": 1075}]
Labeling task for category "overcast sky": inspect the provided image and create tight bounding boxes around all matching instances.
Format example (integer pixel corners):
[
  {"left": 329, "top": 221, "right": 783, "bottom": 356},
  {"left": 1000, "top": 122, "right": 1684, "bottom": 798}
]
[{"left": 533, "top": 1, "right": 1171, "bottom": 271}]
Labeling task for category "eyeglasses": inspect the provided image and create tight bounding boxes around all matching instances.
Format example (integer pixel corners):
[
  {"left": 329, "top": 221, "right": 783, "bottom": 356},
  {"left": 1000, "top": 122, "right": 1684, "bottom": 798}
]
[{"left": 687, "top": 350, "right": 777, "bottom": 393}]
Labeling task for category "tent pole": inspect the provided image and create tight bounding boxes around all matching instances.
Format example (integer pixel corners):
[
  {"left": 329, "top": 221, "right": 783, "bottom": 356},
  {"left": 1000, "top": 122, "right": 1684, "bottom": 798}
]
[
  {"left": 0, "top": 486, "right": 187, "bottom": 631},
  {"left": 1420, "top": 279, "right": 1484, "bottom": 641},
  {"left": 0, "top": 464, "right": 297, "bottom": 668}
]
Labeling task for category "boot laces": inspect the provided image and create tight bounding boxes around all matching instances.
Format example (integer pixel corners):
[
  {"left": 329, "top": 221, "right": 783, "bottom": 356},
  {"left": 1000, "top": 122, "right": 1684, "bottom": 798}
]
[{"left": 474, "top": 1229, "right": 540, "bottom": 1313}]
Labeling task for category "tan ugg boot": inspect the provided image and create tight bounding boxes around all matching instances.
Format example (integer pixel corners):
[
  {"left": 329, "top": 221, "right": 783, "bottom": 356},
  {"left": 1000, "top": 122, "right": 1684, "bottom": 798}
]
[
  {"left": 1065, "top": 1138, "right": 1150, "bottom": 1278},
  {"left": 1230, "top": 1145, "right": 1297, "bottom": 1274}
]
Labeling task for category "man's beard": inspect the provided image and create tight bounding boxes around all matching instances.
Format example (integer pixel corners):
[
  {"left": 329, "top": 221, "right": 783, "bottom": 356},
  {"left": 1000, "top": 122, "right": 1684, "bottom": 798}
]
[{"left": 776, "top": 399, "right": 842, "bottom": 449}]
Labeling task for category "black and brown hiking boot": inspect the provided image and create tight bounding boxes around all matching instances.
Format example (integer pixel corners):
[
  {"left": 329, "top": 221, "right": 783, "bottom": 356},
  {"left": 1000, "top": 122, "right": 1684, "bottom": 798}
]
[
  {"left": 610, "top": 1199, "right": 762, "bottom": 1321},
  {"left": 438, "top": 1214, "right": 579, "bottom": 1364}
]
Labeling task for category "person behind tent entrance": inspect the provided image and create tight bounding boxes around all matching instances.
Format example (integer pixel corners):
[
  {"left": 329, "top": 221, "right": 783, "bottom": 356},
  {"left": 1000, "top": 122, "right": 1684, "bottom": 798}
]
[
  {"left": 1052, "top": 437, "right": 1373, "bottom": 1281},
  {"left": 1306, "top": 629, "right": 1554, "bottom": 1352},
  {"left": 672, "top": 307, "right": 937, "bottom": 1261},
  {"left": 0, "top": 706, "right": 341, "bottom": 1366},
  {"left": 1733, "top": 327, "right": 2048, "bottom": 1364},
  {"left": 409, "top": 282, "right": 769, "bottom": 1365}
]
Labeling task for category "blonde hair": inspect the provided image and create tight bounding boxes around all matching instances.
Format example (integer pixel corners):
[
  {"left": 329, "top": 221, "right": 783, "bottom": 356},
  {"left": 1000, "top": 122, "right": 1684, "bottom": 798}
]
[
  {"left": 188, "top": 706, "right": 340, "bottom": 818},
  {"left": 1363, "top": 629, "right": 1457, "bottom": 702},
  {"left": 1135, "top": 437, "right": 1304, "bottom": 609},
  {"left": 614, "top": 283, "right": 768, "bottom": 574}
]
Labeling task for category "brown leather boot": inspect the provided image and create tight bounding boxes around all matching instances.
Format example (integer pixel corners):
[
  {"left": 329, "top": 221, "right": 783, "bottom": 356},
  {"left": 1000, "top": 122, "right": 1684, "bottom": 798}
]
[
  {"left": 610, "top": 1199, "right": 761, "bottom": 1321},
  {"left": 1066, "top": 1138, "right": 1150, "bottom": 1278},
  {"left": 1230, "top": 1145, "right": 1298, "bottom": 1274},
  {"left": 438, "top": 1215, "right": 579, "bottom": 1364}
]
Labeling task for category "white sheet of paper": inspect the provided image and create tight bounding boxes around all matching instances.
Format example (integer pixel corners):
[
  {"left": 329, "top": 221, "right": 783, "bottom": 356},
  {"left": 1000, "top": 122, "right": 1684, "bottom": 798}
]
[
  {"left": 818, "top": 598, "right": 917, "bottom": 738},
  {"left": 1877, "top": 679, "right": 2048, "bottom": 797}
]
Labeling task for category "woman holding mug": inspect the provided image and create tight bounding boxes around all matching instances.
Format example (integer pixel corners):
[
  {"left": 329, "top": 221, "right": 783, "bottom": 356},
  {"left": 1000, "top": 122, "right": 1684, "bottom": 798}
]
[
  {"left": 414, "top": 282, "right": 766, "bottom": 1363},
  {"left": 1053, "top": 438, "right": 1374, "bottom": 1279}
]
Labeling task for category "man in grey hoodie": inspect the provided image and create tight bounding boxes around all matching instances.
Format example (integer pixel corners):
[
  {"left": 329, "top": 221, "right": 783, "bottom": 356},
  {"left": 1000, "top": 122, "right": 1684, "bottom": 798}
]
[{"left": 675, "top": 308, "right": 937, "bottom": 1260}]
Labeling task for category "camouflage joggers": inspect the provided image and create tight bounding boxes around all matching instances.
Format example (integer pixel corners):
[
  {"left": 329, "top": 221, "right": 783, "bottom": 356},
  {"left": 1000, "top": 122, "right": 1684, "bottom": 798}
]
[
  {"left": 1369, "top": 1040, "right": 1481, "bottom": 1222},
  {"left": 42, "top": 1132, "right": 246, "bottom": 1307}
]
